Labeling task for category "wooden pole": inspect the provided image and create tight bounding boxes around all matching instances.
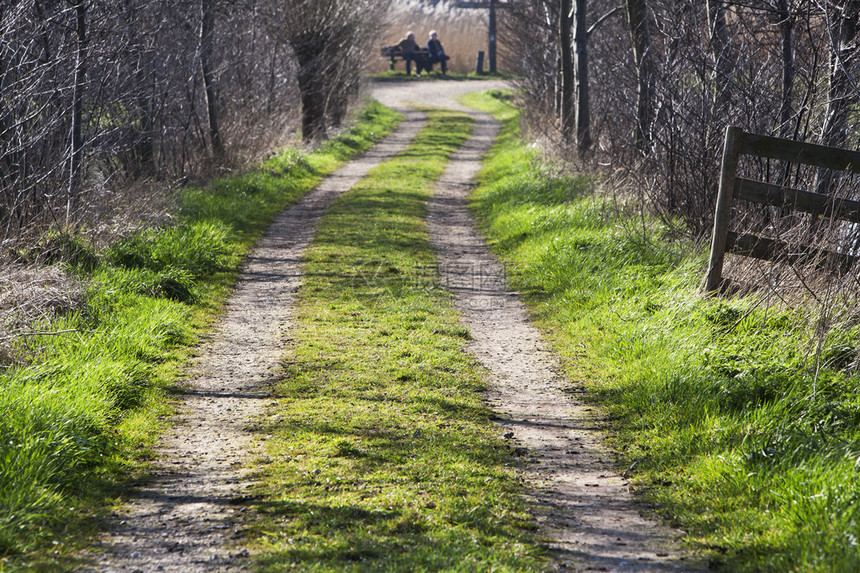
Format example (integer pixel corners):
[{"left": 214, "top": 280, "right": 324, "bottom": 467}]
[
  {"left": 705, "top": 125, "right": 744, "bottom": 294},
  {"left": 456, "top": 1, "right": 509, "bottom": 73},
  {"left": 488, "top": 0, "right": 497, "bottom": 73}
]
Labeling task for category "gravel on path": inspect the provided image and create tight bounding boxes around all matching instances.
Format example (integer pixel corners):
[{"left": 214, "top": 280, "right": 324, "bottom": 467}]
[
  {"left": 80, "top": 109, "right": 428, "bottom": 573},
  {"left": 423, "top": 100, "right": 700, "bottom": 572}
]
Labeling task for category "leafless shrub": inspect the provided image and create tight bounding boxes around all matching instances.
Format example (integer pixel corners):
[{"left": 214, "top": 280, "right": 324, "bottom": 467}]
[
  {"left": 0, "top": 263, "right": 86, "bottom": 364},
  {"left": 264, "top": 0, "right": 391, "bottom": 143},
  {"left": 0, "top": 0, "right": 308, "bottom": 253},
  {"left": 503, "top": 1, "right": 860, "bottom": 301},
  {"left": 0, "top": 265, "right": 85, "bottom": 327}
]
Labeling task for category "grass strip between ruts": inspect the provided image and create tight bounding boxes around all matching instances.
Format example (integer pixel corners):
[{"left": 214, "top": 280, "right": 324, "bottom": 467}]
[{"left": 248, "top": 109, "right": 546, "bottom": 571}]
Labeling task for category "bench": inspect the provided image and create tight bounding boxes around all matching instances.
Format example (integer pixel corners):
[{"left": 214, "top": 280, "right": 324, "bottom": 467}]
[{"left": 380, "top": 46, "right": 448, "bottom": 74}]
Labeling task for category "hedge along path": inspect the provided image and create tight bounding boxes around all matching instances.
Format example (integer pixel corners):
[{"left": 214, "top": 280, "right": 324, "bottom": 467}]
[
  {"left": 425, "top": 105, "right": 698, "bottom": 571},
  {"left": 81, "top": 110, "right": 428, "bottom": 573}
]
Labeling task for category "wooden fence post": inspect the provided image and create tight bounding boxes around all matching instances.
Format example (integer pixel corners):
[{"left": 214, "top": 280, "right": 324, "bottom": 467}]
[{"left": 705, "top": 126, "right": 744, "bottom": 293}]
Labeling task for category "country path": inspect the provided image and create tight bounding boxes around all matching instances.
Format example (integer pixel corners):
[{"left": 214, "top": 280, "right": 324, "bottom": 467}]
[
  {"left": 385, "top": 85, "right": 699, "bottom": 572},
  {"left": 82, "top": 79, "right": 696, "bottom": 572},
  {"left": 80, "top": 96, "right": 432, "bottom": 573}
]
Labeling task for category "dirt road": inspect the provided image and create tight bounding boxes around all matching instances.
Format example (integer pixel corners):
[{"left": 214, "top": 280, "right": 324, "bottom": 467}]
[
  {"left": 421, "top": 92, "right": 696, "bottom": 573},
  {"left": 82, "top": 79, "right": 694, "bottom": 572},
  {"left": 81, "top": 104, "right": 430, "bottom": 573}
]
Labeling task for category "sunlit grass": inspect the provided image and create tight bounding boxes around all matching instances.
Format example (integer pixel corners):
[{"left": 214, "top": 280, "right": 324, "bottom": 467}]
[
  {"left": 0, "top": 101, "right": 400, "bottom": 569},
  {"left": 247, "top": 109, "right": 546, "bottom": 571},
  {"left": 466, "top": 89, "right": 860, "bottom": 571}
]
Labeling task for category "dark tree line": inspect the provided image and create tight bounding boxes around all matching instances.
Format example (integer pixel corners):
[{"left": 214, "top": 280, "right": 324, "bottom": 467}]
[
  {"left": 0, "top": 0, "right": 388, "bottom": 248},
  {"left": 503, "top": 1, "right": 860, "bottom": 235}
]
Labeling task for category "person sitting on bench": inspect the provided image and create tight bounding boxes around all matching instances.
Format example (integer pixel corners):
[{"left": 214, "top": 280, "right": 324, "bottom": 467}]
[
  {"left": 427, "top": 30, "right": 448, "bottom": 75},
  {"left": 397, "top": 31, "right": 421, "bottom": 76}
]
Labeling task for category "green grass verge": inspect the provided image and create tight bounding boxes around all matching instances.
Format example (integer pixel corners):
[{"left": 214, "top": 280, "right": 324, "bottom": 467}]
[
  {"left": 463, "top": 89, "right": 860, "bottom": 571},
  {"left": 0, "top": 100, "right": 400, "bottom": 570},
  {"left": 247, "top": 109, "right": 545, "bottom": 571}
]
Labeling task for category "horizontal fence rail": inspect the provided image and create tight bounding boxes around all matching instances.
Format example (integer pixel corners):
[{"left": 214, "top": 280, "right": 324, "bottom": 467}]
[
  {"left": 739, "top": 132, "right": 860, "bottom": 173},
  {"left": 733, "top": 178, "right": 860, "bottom": 224}
]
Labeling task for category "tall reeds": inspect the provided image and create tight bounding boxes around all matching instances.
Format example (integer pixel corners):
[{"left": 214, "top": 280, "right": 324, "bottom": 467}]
[{"left": 379, "top": 0, "right": 492, "bottom": 73}]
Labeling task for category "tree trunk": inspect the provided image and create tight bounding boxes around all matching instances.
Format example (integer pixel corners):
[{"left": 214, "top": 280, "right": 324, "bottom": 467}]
[
  {"left": 134, "top": 63, "right": 157, "bottom": 175},
  {"left": 776, "top": 0, "right": 794, "bottom": 138},
  {"left": 707, "top": 0, "right": 734, "bottom": 114},
  {"left": 625, "top": 0, "right": 654, "bottom": 154},
  {"left": 200, "top": 0, "right": 223, "bottom": 156},
  {"left": 573, "top": 0, "right": 591, "bottom": 151},
  {"left": 555, "top": 56, "right": 563, "bottom": 119},
  {"left": 559, "top": 0, "right": 574, "bottom": 139},
  {"left": 66, "top": 0, "right": 87, "bottom": 225},
  {"left": 295, "top": 38, "right": 328, "bottom": 143}
]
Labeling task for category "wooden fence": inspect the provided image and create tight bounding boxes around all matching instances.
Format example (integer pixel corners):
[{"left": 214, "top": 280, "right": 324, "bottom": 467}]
[{"left": 704, "top": 126, "right": 860, "bottom": 293}]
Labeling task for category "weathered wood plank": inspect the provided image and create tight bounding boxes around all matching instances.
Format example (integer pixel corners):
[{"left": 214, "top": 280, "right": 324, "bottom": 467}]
[
  {"left": 734, "top": 178, "right": 860, "bottom": 224},
  {"left": 706, "top": 126, "right": 744, "bottom": 293},
  {"left": 726, "top": 231, "right": 859, "bottom": 271},
  {"left": 705, "top": 126, "right": 860, "bottom": 291},
  {"left": 740, "top": 132, "right": 860, "bottom": 174}
]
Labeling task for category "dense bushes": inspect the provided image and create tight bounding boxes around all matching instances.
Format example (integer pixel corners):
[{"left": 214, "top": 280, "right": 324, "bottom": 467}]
[
  {"left": 107, "top": 222, "right": 237, "bottom": 280},
  {"left": 0, "top": 0, "right": 389, "bottom": 251},
  {"left": 502, "top": 1, "right": 860, "bottom": 259}
]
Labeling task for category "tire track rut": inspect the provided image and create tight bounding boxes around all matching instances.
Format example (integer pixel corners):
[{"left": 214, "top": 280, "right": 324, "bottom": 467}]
[
  {"left": 82, "top": 110, "right": 427, "bottom": 573},
  {"left": 425, "top": 107, "right": 698, "bottom": 572}
]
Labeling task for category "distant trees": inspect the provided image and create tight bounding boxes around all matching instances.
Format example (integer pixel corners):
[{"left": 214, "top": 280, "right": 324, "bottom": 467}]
[
  {"left": 0, "top": 0, "right": 385, "bottom": 247},
  {"left": 503, "top": 1, "right": 860, "bottom": 233},
  {"left": 819, "top": 0, "right": 860, "bottom": 150},
  {"left": 273, "top": 0, "right": 389, "bottom": 143}
]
